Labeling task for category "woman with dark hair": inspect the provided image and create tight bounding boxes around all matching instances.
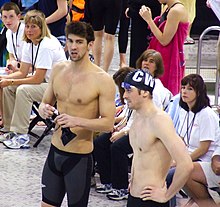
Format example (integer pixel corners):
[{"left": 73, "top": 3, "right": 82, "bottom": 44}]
[
  {"left": 166, "top": 74, "right": 219, "bottom": 205},
  {"left": 178, "top": 74, "right": 219, "bottom": 162}
]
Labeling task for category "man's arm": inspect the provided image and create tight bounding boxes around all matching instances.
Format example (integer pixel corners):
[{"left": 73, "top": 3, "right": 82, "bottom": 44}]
[
  {"left": 158, "top": 114, "right": 193, "bottom": 201},
  {"left": 0, "top": 68, "right": 47, "bottom": 88},
  {"left": 141, "top": 113, "right": 193, "bottom": 202},
  {"left": 1, "top": 62, "right": 30, "bottom": 79},
  {"left": 46, "top": 0, "right": 68, "bottom": 24},
  {"left": 39, "top": 66, "right": 57, "bottom": 119}
]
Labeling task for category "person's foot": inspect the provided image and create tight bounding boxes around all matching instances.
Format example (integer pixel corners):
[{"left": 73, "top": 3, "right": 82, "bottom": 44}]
[
  {"left": 95, "top": 183, "right": 112, "bottom": 194},
  {"left": 107, "top": 189, "right": 128, "bottom": 200},
  {"left": 0, "top": 131, "right": 17, "bottom": 143},
  {"left": 91, "top": 176, "right": 96, "bottom": 187},
  {"left": 3, "top": 133, "right": 30, "bottom": 149},
  {"left": 184, "top": 37, "right": 195, "bottom": 45}
]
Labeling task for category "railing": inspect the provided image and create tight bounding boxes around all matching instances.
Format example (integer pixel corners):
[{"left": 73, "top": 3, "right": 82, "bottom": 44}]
[{"left": 196, "top": 26, "right": 220, "bottom": 105}]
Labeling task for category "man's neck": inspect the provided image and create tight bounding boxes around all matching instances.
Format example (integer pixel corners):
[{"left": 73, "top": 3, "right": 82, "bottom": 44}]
[
  {"left": 70, "top": 57, "right": 91, "bottom": 72},
  {"left": 11, "top": 22, "right": 20, "bottom": 33},
  {"left": 136, "top": 100, "right": 156, "bottom": 117}
]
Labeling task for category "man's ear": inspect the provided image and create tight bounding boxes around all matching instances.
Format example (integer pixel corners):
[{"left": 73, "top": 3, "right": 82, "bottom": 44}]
[
  {"left": 18, "top": 13, "right": 21, "bottom": 20},
  {"left": 88, "top": 41, "right": 94, "bottom": 50},
  {"left": 142, "top": 90, "right": 150, "bottom": 98}
]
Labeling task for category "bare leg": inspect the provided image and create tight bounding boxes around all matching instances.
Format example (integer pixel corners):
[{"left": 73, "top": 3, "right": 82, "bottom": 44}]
[
  {"left": 119, "top": 53, "right": 127, "bottom": 68},
  {"left": 103, "top": 33, "right": 115, "bottom": 72},
  {"left": 184, "top": 163, "right": 216, "bottom": 206},
  {"left": 93, "top": 30, "right": 104, "bottom": 67},
  {"left": 41, "top": 201, "right": 55, "bottom": 207}
]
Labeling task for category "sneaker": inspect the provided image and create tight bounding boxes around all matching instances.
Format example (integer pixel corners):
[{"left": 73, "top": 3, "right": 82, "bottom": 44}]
[
  {"left": 107, "top": 189, "right": 128, "bottom": 200},
  {"left": 3, "top": 134, "right": 30, "bottom": 149},
  {"left": 0, "top": 132, "right": 17, "bottom": 143},
  {"left": 95, "top": 184, "right": 112, "bottom": 194}
]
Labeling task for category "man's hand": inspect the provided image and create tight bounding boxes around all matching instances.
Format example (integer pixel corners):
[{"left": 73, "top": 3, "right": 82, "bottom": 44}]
[
  {"left": 211, "top": 155, "right": 220, "bottom": 175},
  {"left": 39, "top": 103, "right": 56, "bottom": 119},
  {"left": 54, "top": 113, "right": 79, "bottom": 128},
  {"left": 140, "top": 184, "right": 168, "bottom": 203}
]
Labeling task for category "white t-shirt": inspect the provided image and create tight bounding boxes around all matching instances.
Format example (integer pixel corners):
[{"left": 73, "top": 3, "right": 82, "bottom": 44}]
[
  {"left": 22, "top": 35, "right": 66, "bottom": 82},
  {"left": 6, "top": 22, "right": 25, "bottom": 62},
  {"left": 178, "top": 106, "right": 220, "bottom": 161},
  {"left": 153, "top": 79, "right": 172, "bottom": 109}
]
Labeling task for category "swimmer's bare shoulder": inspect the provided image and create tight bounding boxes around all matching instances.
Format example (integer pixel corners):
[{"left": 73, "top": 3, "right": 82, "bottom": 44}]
[{"left": 91, "top": 64, "right": 116, "bottom": 92}]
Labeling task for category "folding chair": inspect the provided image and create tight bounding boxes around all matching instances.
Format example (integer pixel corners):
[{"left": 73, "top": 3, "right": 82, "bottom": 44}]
[{"left": 28, "top": 102, "right": 55, "bottom": 147}]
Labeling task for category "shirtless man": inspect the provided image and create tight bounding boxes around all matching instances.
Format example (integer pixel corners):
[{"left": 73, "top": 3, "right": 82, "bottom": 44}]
[
  {"left": 122, "top": 69, "right": 193, "bottom": 207},
  {"left": 39, "top": 21, "right": 116, "bottom": 207}
]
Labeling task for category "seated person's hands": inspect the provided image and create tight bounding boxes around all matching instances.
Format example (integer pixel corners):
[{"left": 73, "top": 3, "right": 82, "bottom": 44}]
[
  {"left": 0, "top": 78, "right": 14, "bottom": 88},
  {"left": 110, "top": 131, "right": 124, "bottom": 143},
  {"left": 211, "top": 155, "right": 220, "bottom": 175},
  {"left": 6, "top": 60, "right": 20, "bottom": 74}
]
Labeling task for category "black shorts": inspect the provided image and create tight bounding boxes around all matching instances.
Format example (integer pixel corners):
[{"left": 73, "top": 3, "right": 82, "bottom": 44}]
[
  {"left": 127, "top": 194, "right": 169, "bottom": 207},
  {"left": 41, "top": 144, "right": 92, "bottom": 207},
  {"left": 89, "top": 0, "right": 121, "bottom": 34}
]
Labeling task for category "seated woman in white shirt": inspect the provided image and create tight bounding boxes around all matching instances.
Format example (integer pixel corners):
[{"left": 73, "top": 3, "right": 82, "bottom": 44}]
[
  {"left": 178, "top": 74, "right": 219, "bottom": 162},
  {"left": 136, "top": 49, "right": 172, "bottom": 110},
  {"left": 0, "top": 10, "right": 66, "bottom": 149},
  {"left": 166, "top": 74, "right": 220, "bottom": 205}
]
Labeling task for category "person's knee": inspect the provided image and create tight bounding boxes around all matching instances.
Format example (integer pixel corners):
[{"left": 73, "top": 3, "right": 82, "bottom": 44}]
[
  {"left": 94, "top": 30, "right": 104, "bottom": 38},
  {"left": 104, "top": 33, "right": 114, "bottom": 41}
]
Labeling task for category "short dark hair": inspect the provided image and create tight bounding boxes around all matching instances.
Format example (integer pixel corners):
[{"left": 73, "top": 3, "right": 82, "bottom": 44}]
[
  {"left": 1, "top": 2, "right": 21, "bottom": 15},
  {"left": 179, "top": 74, "right": 210, "bottom": 113},
  {"left": 65, "top": 21, "right": 95, "bottom": 44},
  {"left": 113, "top": 67, "right": 135, "bottom": 104},
  {"left": 136, "top": 49, "right": 164, "bottom": 78}
]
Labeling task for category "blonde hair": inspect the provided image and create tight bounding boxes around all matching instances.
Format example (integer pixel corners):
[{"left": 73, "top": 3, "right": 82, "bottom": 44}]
[{"left": 23, "top": 10, "right": 51, "bottom": 43}]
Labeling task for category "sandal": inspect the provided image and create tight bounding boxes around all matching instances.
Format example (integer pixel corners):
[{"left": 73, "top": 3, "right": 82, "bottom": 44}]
[{"left": 184, "top": 37, "right": 195, "bottom": 45}]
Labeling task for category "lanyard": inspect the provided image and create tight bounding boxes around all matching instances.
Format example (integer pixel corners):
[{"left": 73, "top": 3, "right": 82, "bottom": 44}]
[
  {"left": 179, "top": 111, "right": 196, "bottom": 146},
  {"left": 31, "top": 40, "right": 42, "bottom": 74},
  {"left": 186, "top": 113, "right": 196, "bottom": 146},
  {"left": 11, "top": 22, "right": 21, "bottom": 61}
]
